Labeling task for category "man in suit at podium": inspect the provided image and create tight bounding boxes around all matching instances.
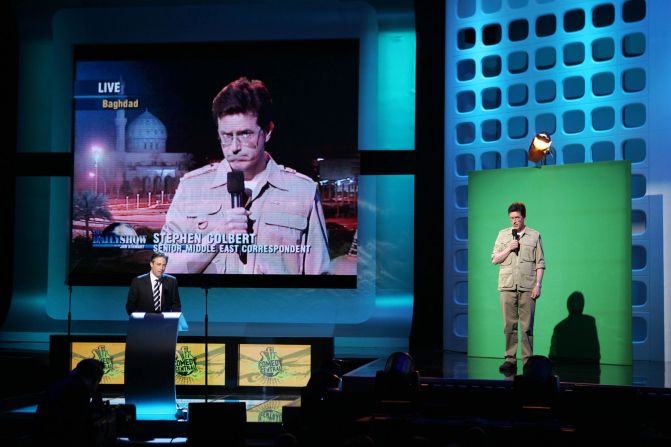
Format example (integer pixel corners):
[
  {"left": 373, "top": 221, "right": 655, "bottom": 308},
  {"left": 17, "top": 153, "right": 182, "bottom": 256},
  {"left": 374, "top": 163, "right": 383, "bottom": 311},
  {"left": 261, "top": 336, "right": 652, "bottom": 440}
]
[{"left": 126, "top": 252, "right": 182, "bottom": 314}]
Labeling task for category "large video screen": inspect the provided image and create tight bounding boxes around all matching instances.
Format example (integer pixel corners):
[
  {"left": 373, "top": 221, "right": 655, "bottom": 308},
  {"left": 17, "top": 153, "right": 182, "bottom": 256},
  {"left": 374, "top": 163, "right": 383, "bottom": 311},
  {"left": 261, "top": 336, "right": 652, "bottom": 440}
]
[
  {"left": 70, "top": 41, "right": 359, "bottom": 287},
  {"left": 238, "top": 344, "right": 311, "bottom": 388}
]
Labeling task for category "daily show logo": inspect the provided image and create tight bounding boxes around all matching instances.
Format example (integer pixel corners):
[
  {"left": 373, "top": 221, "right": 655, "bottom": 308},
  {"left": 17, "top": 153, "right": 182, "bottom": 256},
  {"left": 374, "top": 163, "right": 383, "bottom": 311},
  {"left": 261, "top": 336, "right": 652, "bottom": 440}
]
[{"left": 91, "top": 230, "right": 149, "bottom": 249}]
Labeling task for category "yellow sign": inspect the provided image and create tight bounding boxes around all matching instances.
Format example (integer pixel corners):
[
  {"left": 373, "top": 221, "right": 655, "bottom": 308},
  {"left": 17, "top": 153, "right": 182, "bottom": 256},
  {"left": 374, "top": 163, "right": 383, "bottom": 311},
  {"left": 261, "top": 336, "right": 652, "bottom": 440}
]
[
  {"left": 175, "top": 343, "right": 226, "bottom": 386},
  {"left": 238, "top": 344, "right": 311, "bottom": 387},
  {"left": 247, "top": 399, "right": 298, "bottom": 423},
  {"left": 70, "top": 342, "right": 225, "bottom": 386},
  {"left": 71, "top": 342, "right": 126, "bottom": 384}
]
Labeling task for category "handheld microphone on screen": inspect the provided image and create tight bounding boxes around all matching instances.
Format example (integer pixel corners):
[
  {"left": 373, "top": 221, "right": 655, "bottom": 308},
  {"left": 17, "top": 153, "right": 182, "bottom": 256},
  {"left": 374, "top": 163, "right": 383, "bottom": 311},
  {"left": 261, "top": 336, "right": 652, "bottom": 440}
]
[
  {"left": 512, "top": 229, "right": 519, "bottom": 255},
  {"left": 227, "top": 171, "right": 245, "bottom": 208},
  {"left": 227, "top": 170, "right": 248, "bottom": 264}
]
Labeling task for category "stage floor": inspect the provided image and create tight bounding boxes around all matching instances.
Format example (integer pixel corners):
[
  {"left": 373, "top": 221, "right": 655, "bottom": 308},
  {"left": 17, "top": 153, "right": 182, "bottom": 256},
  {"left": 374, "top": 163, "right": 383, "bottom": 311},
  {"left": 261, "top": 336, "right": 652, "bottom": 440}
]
[
  {"left": 343, "top": 352, "right": 671, "bottom": 390},
  {"left": 3, "top": 353, "right": 671, "bottom": 445},
  {"left": 8, "top": 352, "right": 671, "bottom": 419},
  {"left": 7, "top": 395, "right": 299, "bottom": 445},
  {"left": 10, "top": 394, "right": 299, "bottom": 421}
]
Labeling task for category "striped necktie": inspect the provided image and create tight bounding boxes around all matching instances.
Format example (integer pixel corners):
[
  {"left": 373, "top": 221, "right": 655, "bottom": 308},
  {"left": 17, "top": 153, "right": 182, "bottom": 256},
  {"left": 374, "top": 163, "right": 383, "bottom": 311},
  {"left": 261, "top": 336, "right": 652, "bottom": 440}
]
[{"left": 153, "top": 278, "right": 161, "bottom": 312}]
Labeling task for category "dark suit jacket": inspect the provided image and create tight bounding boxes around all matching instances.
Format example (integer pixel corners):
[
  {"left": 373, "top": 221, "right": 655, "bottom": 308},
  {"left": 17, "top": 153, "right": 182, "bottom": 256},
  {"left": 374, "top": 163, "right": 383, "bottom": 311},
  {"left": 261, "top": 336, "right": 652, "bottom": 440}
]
[{"left": 126, "top": 273, "right": 181, "bottom": 315}]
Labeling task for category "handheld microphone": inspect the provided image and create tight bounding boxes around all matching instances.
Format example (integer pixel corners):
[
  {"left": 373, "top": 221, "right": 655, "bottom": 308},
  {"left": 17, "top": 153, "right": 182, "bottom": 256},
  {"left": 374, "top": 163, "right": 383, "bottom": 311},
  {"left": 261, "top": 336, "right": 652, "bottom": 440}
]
[
  {"left": 512, "top": 229, "right": 519, "bottom": 255},
  {"left": 227, "top": 171, "right": 245, "bottom": 208},
  {"left": 226, "top": 170, "right": 248, "bottom": 265}
]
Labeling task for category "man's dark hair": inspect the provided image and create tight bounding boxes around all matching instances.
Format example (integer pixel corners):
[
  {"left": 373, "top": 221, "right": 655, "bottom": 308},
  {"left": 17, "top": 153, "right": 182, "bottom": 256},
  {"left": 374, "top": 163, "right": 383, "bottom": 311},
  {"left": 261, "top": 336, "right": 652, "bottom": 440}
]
[
  {"left": 151, "top": 252, "right": 169, "bottom": 263},
  {"left": 212, "top": 77, "right": 273, "bottom": 132},
  {"left": 72, "top": 358, "right": 104, "bottom": 382},
  {"left": 508, "top": 202, "right": 526, "bottom": 217}
]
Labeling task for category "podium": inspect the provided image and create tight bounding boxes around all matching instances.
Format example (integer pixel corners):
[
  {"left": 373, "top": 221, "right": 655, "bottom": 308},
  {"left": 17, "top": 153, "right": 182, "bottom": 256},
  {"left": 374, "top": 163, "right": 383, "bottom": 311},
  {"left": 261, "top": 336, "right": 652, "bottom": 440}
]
[{"left": 125, "top": 312, "right": 188, "bottom": 417}]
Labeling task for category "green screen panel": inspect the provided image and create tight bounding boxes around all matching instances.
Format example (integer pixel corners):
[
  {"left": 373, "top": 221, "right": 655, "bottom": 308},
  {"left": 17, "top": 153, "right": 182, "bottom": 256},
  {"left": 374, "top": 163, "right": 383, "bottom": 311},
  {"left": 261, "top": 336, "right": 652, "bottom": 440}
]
[{"left": 467, "top": 161, "right": 631, "bottom": 366}]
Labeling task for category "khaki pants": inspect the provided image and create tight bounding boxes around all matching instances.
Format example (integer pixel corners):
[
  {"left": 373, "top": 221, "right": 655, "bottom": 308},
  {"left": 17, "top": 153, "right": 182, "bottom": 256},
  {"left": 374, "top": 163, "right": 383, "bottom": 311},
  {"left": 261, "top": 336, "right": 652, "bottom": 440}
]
[{"left": 500, "top": 289, "right": 535, "bottom": 363}]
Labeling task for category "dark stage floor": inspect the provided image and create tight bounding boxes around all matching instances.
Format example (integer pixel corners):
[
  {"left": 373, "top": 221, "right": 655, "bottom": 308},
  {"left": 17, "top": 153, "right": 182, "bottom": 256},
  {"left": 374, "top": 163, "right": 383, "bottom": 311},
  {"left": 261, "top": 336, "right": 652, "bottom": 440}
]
[
  {"left": 7, "top": 395, "right": 297, "bottom": 445},
  {"left": 344, "top": 351, "right": 670, "bottom": 390},
  {"left": 2, "top": 350, "right": 671, "bottom": 446}
]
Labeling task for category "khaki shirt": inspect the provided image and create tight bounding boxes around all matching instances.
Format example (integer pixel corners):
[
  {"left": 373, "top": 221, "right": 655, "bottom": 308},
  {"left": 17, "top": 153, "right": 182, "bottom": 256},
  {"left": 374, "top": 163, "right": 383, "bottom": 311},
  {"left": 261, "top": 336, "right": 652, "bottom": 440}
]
[
  {"left": 161, "top": 154, "right": 330, "bottom": 274},
  {"left": 492, "top": 227, "right": 545, "bottom": 291}
]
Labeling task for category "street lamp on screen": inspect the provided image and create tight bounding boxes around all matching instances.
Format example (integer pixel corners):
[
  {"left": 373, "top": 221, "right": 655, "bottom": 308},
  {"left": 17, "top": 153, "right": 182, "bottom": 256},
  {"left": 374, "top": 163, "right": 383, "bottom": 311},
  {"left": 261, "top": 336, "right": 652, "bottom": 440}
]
[{"left": 91, "top": 145, "right": 103, "bottom": 194}]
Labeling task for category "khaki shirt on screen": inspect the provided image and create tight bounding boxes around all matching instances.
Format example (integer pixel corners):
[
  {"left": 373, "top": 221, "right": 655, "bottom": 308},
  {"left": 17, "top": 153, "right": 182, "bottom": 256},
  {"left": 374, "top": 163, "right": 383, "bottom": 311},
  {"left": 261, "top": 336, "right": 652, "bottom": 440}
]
[{"left": 161, "top": 154, "right": 330, "bottom": 275}]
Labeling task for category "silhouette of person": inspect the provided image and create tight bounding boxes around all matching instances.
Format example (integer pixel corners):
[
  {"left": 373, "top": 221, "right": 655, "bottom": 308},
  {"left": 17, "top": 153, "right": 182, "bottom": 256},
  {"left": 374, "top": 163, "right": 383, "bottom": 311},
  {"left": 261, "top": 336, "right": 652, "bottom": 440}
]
[
  {"left": 33, "top": 358, "right": 105, "bottom": 447},
  {"left": 549, "top": 291, "right": 601, "bottom": 383},
  {"left": 513, "top": 355, "right": 559, "bottom": 408},
  {"left": 549, "top": 291, "right": 601, "bottom": 363}
]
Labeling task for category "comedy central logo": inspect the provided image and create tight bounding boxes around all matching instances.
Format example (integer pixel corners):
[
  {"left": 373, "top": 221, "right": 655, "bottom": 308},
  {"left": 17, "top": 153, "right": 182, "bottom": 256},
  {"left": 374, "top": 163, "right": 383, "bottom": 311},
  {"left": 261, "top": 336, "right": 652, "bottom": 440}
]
[
  {"left": 92, "top": 345, "right": 113, "bottom": 375},
  {"left": 259, "top": 408, "right": 282, "bottom": 423},
  {"left": 258, "top": 347, "right": 283, "bottom": 378},
  {"left": 175, "top": 346, "right": 198, "bottom": 376}
]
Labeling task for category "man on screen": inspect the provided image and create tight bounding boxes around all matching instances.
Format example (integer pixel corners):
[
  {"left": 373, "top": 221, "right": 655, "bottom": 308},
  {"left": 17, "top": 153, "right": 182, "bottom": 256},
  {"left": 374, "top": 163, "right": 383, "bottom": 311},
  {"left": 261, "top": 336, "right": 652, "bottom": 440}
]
[
  {"left": 491, "top": 202, "right": 545, "bottom": 374},
  {"left": 161, "top": 77, "right": 329, "bottom": 274},
  {"left": 126, "top": 252, "right": 182, "bottom": 314}
]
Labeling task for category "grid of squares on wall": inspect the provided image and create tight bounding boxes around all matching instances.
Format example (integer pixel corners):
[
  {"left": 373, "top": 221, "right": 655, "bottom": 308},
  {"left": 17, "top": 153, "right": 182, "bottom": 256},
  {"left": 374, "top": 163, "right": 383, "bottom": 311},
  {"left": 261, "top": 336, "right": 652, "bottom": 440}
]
[{"left": 444, "top": 0, "right": 656, "bottom": 359}]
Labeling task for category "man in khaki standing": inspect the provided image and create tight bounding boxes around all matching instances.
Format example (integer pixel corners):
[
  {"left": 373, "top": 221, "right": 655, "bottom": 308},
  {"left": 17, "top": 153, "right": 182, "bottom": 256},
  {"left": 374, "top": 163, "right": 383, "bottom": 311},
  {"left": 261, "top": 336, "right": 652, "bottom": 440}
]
[{"left": 491, "top": 202, "right": 545, "bottom": 374}]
